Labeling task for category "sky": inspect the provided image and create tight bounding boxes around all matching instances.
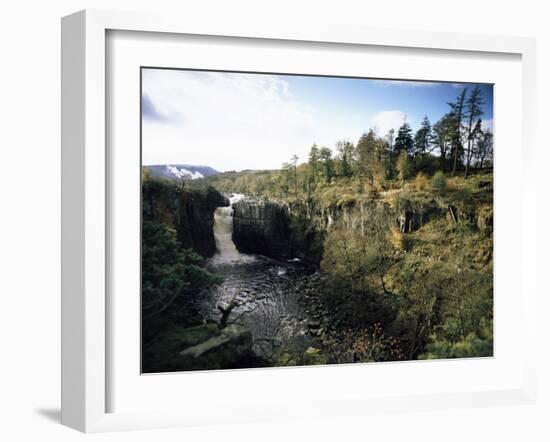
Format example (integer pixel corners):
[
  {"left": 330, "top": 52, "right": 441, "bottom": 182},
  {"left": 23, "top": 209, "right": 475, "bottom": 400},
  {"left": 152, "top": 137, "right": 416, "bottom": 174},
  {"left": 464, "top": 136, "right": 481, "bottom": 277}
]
[{"left": 141, "top": 68, "right": 493, "bottom": 172}]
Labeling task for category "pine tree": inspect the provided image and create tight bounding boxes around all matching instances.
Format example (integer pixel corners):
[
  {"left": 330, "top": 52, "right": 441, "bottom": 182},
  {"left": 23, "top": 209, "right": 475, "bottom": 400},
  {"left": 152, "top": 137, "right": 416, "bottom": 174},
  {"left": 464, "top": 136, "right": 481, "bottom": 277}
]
[
  {"left": 432, "top": 112, "right": 457, "bottom": 169},
  {"left": 463, "top": 86, "right": 485, "bottom": 178},
  {"left": 308, "top": 143, "right": 320, "bottom": 180},
  {"left": 448, "top": 88, "right": 468, "bottom": 176},
  {"left": 414, "top": 115, "right": 432, "bottom": 157},
  {"left": 319, "top": 147, "right": 334, "bottom": 182},
  {"left": 336, "top": 140, "right": 354, "bottom": 177},
  {"left": 394, "top": 121, "right": 414, "bottom": 154},
  {"left": 356, "top": 130, "right": 376, "bottom": 177}
]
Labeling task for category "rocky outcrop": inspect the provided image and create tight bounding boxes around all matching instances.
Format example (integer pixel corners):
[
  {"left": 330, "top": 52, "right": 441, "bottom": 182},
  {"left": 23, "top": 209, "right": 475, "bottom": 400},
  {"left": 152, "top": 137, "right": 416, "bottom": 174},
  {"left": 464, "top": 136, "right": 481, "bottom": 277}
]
[
  {"left": 176, "top": 187, "right": 229, "bottom": 257},
  {"left": 392, "top": 196, "right": 443, "bottom": 233},
  {"left": 180, "top": 324, "right": 253, "bottom": 359},
  {"left": 142, "top": 179, "right": 229, "bottom": 257},
  {"left": 232, "top": 199, "right": 292, "bottom": 259},
  {"left": 396, "top": 207, "right": 440, "bottom": 233}
]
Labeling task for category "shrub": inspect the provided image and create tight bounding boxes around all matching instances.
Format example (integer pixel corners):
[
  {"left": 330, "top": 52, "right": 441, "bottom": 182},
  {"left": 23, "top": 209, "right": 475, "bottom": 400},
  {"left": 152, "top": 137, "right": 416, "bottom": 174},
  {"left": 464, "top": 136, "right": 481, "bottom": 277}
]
[
  {"left": 413, "top": 172, "right": 430, "bottom": 191},
  {"left": 431, "top": 171, "right": 447, "bottom": 192},
  {"left": 396, "top": 151, "right": 412, "bottom": 184},
  {"left": 389, "top": 226, "right": 409, "bottom": 251}
]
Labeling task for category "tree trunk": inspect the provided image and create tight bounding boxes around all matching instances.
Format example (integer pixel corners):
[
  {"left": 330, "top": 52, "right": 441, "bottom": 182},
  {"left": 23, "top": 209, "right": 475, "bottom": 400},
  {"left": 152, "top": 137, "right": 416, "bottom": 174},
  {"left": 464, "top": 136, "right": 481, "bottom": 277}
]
[
  {"left": 464, "top": 137, "right": 471, "bottom": 178},
  {"left": 452, "top": 142, "right": 459, "bottom": 176}
]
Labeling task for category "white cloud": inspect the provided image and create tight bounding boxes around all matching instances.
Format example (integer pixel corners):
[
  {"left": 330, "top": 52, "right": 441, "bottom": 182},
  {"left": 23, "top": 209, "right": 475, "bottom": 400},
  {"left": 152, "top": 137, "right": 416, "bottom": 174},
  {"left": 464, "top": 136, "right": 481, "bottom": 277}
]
[
  {"left": 372, "top": 110, "right": 408, "bottom": 136},
  {"left": 142, "top": 70, "right": 327, "bottom": 171}
]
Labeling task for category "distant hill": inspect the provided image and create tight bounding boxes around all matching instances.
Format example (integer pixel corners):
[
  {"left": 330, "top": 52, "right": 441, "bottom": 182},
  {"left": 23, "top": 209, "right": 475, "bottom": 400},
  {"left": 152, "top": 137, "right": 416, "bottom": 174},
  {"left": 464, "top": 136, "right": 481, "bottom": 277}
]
[{"left": 144, "top": 164, "right": 219, "bottom": 181}]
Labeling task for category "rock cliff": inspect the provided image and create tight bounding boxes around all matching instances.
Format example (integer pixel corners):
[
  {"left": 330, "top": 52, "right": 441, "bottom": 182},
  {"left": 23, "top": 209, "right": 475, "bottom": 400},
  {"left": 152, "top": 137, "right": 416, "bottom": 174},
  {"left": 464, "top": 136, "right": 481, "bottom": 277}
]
[
  {"left": 142, "top": 179, "right": 229, "bottom": 257},
  {"left": 232, "top": 199, "right": 292, "bottom": 259}
]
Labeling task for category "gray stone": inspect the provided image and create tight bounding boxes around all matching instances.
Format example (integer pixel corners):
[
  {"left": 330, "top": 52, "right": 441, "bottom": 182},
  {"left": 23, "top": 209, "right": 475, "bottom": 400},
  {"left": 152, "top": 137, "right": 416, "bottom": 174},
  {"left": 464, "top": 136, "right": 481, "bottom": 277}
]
[{"left": 180, "top": 324, "right": 252, "bottom": 358}]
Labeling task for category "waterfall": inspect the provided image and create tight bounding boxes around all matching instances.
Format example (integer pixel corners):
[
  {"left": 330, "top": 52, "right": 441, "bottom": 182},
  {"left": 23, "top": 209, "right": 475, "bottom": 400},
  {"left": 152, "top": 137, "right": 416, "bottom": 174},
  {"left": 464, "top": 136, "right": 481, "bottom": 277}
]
[{"left": 211, "top": 194, "right": 253, "bottom": 264}]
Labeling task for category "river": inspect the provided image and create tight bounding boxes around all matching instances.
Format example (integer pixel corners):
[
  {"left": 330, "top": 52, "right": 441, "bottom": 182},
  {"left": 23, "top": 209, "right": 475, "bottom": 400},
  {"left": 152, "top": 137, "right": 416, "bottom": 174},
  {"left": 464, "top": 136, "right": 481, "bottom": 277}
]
[{"left": 198, "top": 194, "right": 320, "bottom": 363}]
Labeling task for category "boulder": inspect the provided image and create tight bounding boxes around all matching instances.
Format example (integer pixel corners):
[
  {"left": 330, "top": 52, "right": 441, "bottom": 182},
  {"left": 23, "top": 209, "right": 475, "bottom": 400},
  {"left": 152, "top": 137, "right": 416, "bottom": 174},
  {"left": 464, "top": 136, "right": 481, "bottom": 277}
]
[{"left": 180, "top": 324, "right": 252, "bottom": 358}]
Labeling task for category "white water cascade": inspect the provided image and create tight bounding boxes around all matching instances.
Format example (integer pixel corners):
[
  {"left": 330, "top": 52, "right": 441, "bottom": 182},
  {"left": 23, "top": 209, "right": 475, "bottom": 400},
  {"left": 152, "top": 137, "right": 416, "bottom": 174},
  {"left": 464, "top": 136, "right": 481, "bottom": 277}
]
[{"left": 211, "top": 194, "right": 253, "bottom": 264}]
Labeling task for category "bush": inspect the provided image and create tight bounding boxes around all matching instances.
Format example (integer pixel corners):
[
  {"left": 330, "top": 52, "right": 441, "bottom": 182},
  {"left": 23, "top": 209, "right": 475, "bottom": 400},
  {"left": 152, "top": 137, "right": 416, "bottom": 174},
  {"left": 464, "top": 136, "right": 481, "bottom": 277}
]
[
  {"left": 431, "top": 171, "right": 447, "bottom": 192},
  {"left": 419, "top": 331, "right": 493, "bottom": 360},
  {"left": 141, "top": 221, "right": 222, "bottom": 340},
  {"left": 389, "top": 226, "right": 409, "bottom": 251},
  {"left": 413, "top": 172, "right": 430, "bottom": 191}
]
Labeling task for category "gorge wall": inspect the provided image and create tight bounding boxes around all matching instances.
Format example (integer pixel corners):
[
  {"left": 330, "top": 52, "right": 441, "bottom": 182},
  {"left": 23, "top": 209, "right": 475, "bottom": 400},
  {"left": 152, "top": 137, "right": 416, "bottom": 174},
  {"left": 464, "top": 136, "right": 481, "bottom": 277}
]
[
  {"left": 232, "top": 200, "right": 292, "bottom": 259},
  {"left": 142, "top": 180, "right": 229, "bottom": 257},
  {"left": 232, "top": 199, "right": 327, "bottom": 264}
]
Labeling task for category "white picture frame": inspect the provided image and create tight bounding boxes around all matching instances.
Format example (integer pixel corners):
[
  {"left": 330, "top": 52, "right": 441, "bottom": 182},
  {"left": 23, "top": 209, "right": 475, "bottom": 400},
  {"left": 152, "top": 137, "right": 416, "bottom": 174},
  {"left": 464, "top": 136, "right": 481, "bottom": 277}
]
[{"left": 61, "top": 9, "right": 537, "bottom": 433}]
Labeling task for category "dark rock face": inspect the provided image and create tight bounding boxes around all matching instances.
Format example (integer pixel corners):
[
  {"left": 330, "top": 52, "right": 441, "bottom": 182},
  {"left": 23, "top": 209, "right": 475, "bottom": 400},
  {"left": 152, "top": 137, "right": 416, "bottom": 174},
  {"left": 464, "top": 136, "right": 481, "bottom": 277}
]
[
  {"left": 287, "top": 206, "right": 326, "bottom": 264},
  {"left": 142, "top": 180, "right": 228, "bottom": 258},
  {"left": 176, "top": 187, "right": 229, "bottom": 257},
  {"left": 232, "top": 200, "right": 292, "bottom": 259},
  {"left": 395, "top": 203, "right": 442, "bottom": 233}
]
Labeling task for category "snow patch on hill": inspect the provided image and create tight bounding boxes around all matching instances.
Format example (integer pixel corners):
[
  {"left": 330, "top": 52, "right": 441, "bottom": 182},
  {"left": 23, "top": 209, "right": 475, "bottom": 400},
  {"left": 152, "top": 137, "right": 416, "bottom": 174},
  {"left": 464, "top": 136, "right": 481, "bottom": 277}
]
[{"left": 166, "top": 165, "right": 204, "bottom": 180}]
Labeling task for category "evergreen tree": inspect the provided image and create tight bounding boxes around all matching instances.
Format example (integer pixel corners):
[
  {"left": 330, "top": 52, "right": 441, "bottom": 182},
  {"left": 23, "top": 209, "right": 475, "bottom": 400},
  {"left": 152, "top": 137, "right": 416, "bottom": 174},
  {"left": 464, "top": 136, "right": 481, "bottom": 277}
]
[
  {"left": 394, "top": 121, "right": 414, "bottom": 154},
  {"left": 476, "top": 130, "right": 493, "bottom": 169},
  {"left": 356, "top": 129, "right": 385, "bottom": 187},
  {"left": 336, "top": 140, "right": 354, "bottom": 177},
  {"left": 414, "top": 115, "right": 433, "bottom": 157},
  {"left": 308, "top": 143, "right": 320, "bottom": 181},
  {"left": 319, "top": 146, "right": 334, "bottom": 182},
  {"left": 432, "top": 112, "right": 457, "bottom": 169},
  {"left": 356, "top": 130, "right": 376, "bottom": 178},
  {"left": 463, "top": 86, "right": 485, "bottom": 177},
  {"left": 141, "top": 221, "right": 221, "bottom": 338},
  {"left": 396, "top": 150, "right": 411, "bottom": 186},
  {"left": 448, "top": 88, "right": 467, "bottom": 176}
]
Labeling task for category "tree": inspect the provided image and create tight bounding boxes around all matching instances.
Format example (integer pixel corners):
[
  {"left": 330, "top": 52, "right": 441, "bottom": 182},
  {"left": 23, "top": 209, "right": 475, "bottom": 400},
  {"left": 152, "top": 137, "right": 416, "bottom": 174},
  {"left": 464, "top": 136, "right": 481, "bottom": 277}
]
[
  {"left": 414, "top": 115, "right": 433, "bottom": 158},
  {"left": 396, "top": 150, "right": 411, "bottom": 185},
  {"left": 356, "top": 129, "right": 379, "bottom": 186},
  {"left": 386, "top": 128, "right": 395, "bottom": 151},
  {"left": 291, "top": 154, "right": 299, "bottom": 198},
  {"left": 463, "top": 86, "right": 485, "bottom": 177},
  {"left": 448, "top": 88, "right": 468, "bottom": 176},
  {"left": 141, "top": 221, "right": 221, "bottom": 339},
  {"left": 282, "top": 155, "right": 299, "bottom": 199},
  {"left": 308, "top": 143, "right": 320, "bottom": 181},
  {"left": 336, "top": 140, "right": 354, "bottom": 177},
  {"left": 476, "top": 130, "right": 493, "bottom": 169},
  {"left": 384, "top": 129, "right": 397, "bottom": 179},
  {"left": 280, "top": 161, "right": 293, "bottom": 195},
  {"left": 465, "top": 119, "right": 482, "bottom": 174},
  {"left": 319, "top": 146, "right": 334, "bottom": 182},
  {"left": 432, "top": 112, "right": 457, "bottom": 169},
  {"left": 394, "top": 121, "right": 414, "bottom": 155}
]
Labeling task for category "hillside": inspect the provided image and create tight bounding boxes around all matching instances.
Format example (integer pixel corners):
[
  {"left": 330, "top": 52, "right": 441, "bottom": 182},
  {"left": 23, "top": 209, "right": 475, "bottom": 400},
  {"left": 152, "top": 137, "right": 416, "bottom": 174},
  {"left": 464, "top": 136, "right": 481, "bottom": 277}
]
[
  {"left": 144, "top": 164, "right": 219, "bottom": 181},
  {"left": 186, "top": 164, "right": 494, "bottom": 362}
]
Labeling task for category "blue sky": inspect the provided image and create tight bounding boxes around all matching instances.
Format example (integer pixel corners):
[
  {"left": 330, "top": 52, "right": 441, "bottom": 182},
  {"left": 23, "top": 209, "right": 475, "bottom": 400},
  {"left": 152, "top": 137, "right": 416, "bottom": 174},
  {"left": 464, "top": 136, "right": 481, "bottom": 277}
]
[
  {"left": 281, "top": 75, "right": 493, "bottom": 130},
  {"left": 142, "top": 68, "right": 493, "bottom": 171}
]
